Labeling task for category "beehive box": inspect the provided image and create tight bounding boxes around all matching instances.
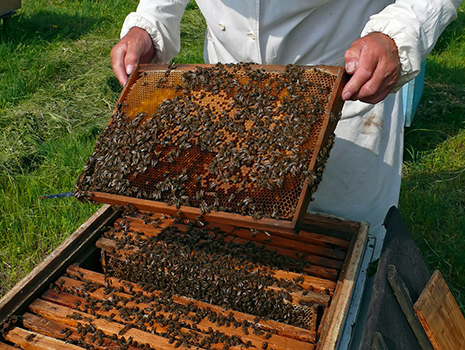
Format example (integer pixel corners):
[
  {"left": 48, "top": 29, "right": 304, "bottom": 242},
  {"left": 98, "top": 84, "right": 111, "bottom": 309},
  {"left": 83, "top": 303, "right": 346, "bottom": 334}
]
[
  {"left": 0, "top": 204, "right": 369, "bottom": 350},
  {"left": 0, "top": 63, "right": 369, "bottom": 350}
]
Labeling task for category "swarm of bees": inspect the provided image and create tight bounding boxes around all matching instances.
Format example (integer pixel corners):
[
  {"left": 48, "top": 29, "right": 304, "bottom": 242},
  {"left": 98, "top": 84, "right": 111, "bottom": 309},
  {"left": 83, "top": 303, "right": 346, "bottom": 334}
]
[
  {"left": 102, "top": 207, "right": 319, "bottom": 331},
  {"left": 75, "top": 62, "right": 339, "bottom": 220}
]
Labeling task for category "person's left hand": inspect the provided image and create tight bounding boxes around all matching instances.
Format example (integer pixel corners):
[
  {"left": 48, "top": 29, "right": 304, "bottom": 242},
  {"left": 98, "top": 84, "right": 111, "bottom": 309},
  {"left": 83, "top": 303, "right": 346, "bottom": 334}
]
[{"left": 342, "top": 32, "right": 401, "bottom": 104}]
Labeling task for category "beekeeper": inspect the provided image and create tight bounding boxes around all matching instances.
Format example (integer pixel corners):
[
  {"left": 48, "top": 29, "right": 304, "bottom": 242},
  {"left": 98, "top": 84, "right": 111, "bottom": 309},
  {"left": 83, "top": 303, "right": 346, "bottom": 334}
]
[{"left": 111, "top": 0, "right": 461, "bottom": 257}]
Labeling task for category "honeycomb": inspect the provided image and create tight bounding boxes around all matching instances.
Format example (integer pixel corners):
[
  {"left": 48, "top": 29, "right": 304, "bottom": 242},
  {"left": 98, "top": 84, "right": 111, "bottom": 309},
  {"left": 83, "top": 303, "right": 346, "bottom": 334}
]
[
  {"left": 75, "top": 63, "right": 345, "bottom": 221},
  {"left": 0, "top": 205, "right": 356, "bottom": 350},
  {"left": 98, "top": 206, "right": 336, "bottom": 336}
]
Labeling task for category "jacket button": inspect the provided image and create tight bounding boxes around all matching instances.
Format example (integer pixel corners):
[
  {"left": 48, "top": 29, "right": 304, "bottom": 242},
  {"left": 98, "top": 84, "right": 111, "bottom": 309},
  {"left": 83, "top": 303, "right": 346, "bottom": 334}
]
[
  {"left": 247, "top": 32, "right": 256, "bottom": 40},
  {"left": 218, "top": 22, "right": 226, "bottom": 31}
]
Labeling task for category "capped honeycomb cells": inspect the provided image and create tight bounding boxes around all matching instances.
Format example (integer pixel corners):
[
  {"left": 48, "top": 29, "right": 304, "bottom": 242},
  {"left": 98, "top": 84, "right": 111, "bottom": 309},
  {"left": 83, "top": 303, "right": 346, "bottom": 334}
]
[{"left": 76, "top": 63, "right": 340, "bottom": 220}]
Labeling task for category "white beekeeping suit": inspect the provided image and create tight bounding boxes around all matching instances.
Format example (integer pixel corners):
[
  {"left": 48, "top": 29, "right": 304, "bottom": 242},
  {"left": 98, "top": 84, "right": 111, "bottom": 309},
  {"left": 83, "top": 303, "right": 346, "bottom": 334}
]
[{"left": 119, "top": 0, "right": 460, "bottom": 257}]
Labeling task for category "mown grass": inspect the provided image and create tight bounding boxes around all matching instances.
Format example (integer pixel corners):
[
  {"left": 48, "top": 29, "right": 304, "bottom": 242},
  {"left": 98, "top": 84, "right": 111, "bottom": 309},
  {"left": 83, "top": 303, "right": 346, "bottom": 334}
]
[
  {"left": 0, "top": 0, "right": 205, "bottom": 296},
  {"left": 400, "top": 5, "right": 465, "bottom": 308},
  {"left": 1, "top": 0, "right": 464, "bottom": 314}
]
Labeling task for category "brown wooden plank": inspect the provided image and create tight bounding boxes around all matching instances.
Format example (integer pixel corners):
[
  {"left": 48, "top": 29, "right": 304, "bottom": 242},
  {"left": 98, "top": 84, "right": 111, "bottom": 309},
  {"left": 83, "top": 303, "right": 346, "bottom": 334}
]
[
  {"left": 67, "top": 265, "right": 317, "bottom": 343},
  {"left": 230, "top": 227, "right": 346, "bottom": 260},
  {"left": 125, "top": 212, "right": 351, "bottom": 250},
  {"left": 115, "top": 65, "right": 141, "bottom": 111},
  {"left": 292, "top": 67, "right": 348, "bottom": 230},
  {"left": 272, "top": 270, "right": 335, "bottom": 294},
  {"left": 116, "top": 218, "right": 163, "bottom": 236},
  {"left": 118, "top": 216, "right": 344, "bottom": 272},
  {"left": 4, "top": 327, "right": 84, "bottom": 349},
  {"left": 388, "top": 265, "right": 433, "bottom": 350},
  {"left": 90, "top": 192, "right": 297, "bottom": 232},
  {"left": 32, "top": 296, "right": 311, "bottom": 350},
  {"left": 139, "top": 63, "right": 343, "bottom": 76},
  {"left": 316, "top": 221, "right": 369, "bottom": 350},
  {"left": 301, "top": 212, "right": 360, "bottom": 240},
  {"left": 39, "top": 289, "right": 234, "bottom": 350},
  {"left": 28, "top": 299, "right": 194, "bottom": 350},
  {"left": 119, "top": 211, "right": 346, "bottom": 272},
  {"left": 0, "top": 205, "right": 119, "bottom": 320},
  {"left": 51, "top": 275, "right": 319, "bottom": 345},
  {"left": 96, "top": 237, "right": 336, "bottom": 293},
  {"left": 108, "top": 222, "right": 342, "bottom": 278},
  {"left": 266, "top": 286, "right": 330, "bottom": 307},
  {"left": 41, "top": 288, "right": 215, "bottom": 348},
  {"left": 22, "top": 312, "right": 130, "bottom": 350},
  {"left": 43, "top": 286, "right": 313, "bottom": 350},
  {"left": 297, "top": 229, "right": 351, "bottom": 250},
  {"left": 414, "top": 270, "right": 465, "bottom": 350},
  {"left": 230, "top": 237, "right": 340, "bottom": 280},
  {"left": 0, "top": 342, "right": 20, "bottom": 350}
]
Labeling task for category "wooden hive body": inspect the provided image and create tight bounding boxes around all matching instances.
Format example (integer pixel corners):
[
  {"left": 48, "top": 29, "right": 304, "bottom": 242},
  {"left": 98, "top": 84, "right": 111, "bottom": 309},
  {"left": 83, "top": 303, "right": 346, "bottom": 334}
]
[
  {"left": 0, "top": 64, "right": 368, "bottom": 350},
  {"left": 0, "top": 205, "right": 368, "bottom": 350}
]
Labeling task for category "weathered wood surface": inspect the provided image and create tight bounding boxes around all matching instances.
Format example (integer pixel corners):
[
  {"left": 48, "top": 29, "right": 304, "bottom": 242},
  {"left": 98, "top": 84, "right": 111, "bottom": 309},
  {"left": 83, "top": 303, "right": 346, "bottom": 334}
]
[
  {"left": 0, "top": 341, "right": 22, "bottom": 350},
  {"left": 29, "top": 296, "right": 313, "bottom": 350},
  {"left": 125, "top": 211, "right": 352, "bottom": 252},
  {"left": 91, "top": 192, "right": 297, "bottom": 232},
  {"left": 387, "top": 265, "right": 433, "bottom": 350},
  {"left": 314, "top": 221, "right": 369, "bottom": 350},
  {"left": 65, "top": 265, "right": 318, "bottom": 343},
  {"left": 96, "top": 236, "right": 336, "bottom": 295},
  {"left": 4, "top": 326, "right": 84, "bottom": 350},
  {"left": 414, "top": 270, "right": 465, "bottom": 350},
  {"left": 114, "top": 216, "right": 343, "bottom": 278}
]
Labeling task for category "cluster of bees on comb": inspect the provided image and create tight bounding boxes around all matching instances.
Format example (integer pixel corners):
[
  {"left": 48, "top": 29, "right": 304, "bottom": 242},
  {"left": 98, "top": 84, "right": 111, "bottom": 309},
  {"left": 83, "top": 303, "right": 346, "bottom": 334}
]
[
  {"left": 83, "top": 205, "right": 325, "bottom": 349},
  {"left": 0, "top": 203, "right": 341, "bottom": 350},
  {"left": 75, "top": 62, "right": 338, "bottom": 220},
  {"left": 103, "top": 208, "right": 322, "bottom": 326}
]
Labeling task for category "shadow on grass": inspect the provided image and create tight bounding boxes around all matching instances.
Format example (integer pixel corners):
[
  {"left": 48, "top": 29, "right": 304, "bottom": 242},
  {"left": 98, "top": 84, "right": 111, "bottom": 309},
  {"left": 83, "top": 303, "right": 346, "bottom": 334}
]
[
  {"left": 1, "top": 10, "right": 99, "bottom": 44},
  {"left": 107, "top": 75, "right": 123, "bottom": 95},
  {"left": 399, "top": 167, "right": 465, "bottom": 305}
]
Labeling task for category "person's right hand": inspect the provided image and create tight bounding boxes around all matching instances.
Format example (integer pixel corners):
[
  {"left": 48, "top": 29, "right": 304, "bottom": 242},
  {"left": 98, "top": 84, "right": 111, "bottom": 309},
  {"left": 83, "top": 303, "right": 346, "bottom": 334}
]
[{"left": 111, "top": 27, "right": 156, "bottom": 86}]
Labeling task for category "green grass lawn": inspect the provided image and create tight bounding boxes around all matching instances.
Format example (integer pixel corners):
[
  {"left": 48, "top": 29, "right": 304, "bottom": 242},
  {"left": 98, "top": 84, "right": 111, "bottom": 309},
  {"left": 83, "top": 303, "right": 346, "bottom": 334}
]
[
  {"left": 399, "top": 5, "right": 465, "bottom": 307},
  {"left": 1, "top": 0, "right": 464, "bottom": 314}
]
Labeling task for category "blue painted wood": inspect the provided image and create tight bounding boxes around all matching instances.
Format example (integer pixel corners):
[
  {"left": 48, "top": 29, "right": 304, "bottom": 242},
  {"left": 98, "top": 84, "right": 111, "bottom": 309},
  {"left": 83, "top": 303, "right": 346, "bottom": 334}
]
[{"left": 403, "top": 61, "right": 427, "bottom": 127}]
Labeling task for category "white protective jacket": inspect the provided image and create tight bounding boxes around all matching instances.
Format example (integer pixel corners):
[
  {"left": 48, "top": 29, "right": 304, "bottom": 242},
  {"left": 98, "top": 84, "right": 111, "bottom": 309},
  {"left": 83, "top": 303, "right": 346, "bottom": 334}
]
[{"left": 121, "top": 0, "right": 460, "bottom": 256}]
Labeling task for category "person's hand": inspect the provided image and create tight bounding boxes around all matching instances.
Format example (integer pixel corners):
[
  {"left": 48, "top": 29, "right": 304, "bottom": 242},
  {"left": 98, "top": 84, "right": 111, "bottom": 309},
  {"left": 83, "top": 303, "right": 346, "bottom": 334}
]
[
  {"left": 342, "top": 32, "right": 401, "bottom": 104},
  {"left": 111, "top": 27, "right": 156, "bottom": 86}
]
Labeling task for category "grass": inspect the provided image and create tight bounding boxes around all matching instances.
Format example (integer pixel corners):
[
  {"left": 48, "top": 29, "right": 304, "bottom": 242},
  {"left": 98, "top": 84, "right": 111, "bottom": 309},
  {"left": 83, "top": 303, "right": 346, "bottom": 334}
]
[
  {"left": 0, "top": 0, "right": 464, "bottom": 315},
  {"left": 399, "top": 5, "right": 465, "bottom": 307},
  {"left": 0, "top": 0, "right": 205, "bottom": 296}
]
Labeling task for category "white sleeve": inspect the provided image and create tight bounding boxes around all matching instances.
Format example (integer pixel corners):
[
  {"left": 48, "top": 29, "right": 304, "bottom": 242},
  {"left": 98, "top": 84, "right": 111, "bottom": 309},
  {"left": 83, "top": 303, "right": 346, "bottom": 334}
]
[
  {"left": 120, "top": 0, "right": 191, "bottom": 63},
  {"left": 361, "top": 0, "right": 461, "bottom": 89}
]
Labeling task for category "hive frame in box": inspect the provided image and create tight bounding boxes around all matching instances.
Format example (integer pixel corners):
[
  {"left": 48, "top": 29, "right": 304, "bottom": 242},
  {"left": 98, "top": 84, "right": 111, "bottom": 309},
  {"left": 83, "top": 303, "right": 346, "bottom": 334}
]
[
  {"left": 0, "top": 205, "right": 369, "bottom": 350},
  {"left": 81, "top": 63, "right": 348, "bottom": 234}
]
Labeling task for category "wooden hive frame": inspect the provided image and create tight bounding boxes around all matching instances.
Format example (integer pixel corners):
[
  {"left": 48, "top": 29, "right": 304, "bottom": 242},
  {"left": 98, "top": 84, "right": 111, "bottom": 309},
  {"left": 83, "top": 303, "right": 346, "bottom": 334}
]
[
  {"left": 0, "top": 205, "right": 369, "bottom": 350},
  {"left": 77, "top": 63, "right": 348, "bottom": 233}
]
